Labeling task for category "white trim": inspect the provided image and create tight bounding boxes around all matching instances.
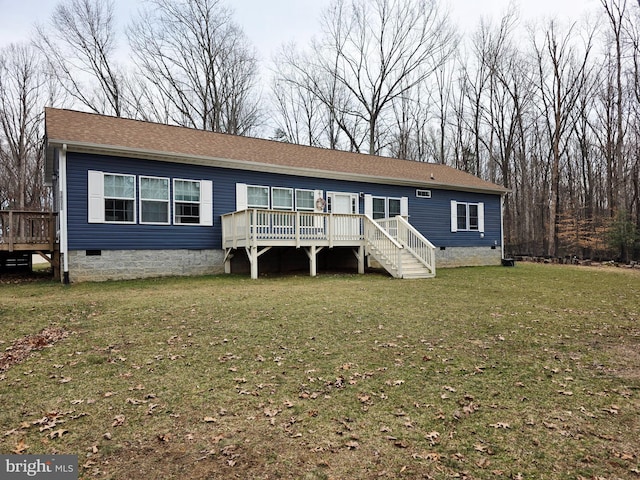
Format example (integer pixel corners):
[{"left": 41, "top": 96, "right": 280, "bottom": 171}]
[
  {"left": 59, "top": 145, "right": 69, "bottom": 282},
  {"left": 478, "top": 202, "right": 485, "bottom": 233},
  {"left": 416, "top": 189, "right": 432, "bottom": 198}
]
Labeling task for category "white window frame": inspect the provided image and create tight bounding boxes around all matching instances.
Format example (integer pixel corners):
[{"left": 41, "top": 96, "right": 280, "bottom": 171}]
[
  {"left": 295, "top": 189, "right": 316, "bottom": 212},
  {"left": 451, "top": 200, "right": 484, "bottom": 233},
  {"left": 247, "top": 185, "right": 270, "bottom": 209},
  {"left": 364, "top": 194, "right": 408, "bottom": 219},
  {"left": 88, "top": 171, "right": 136, "bottom": 224},
  {"left": 388, "top": 197, "right": 402, "bottom": 218},
  {"left": 173, "top": 179, "right": 213, "bottom": 226},
  {"left": 271, "top": 187, "right": 294, "bottom": 211},
  {"left": 416, "top": 189, "right": 432, "bottom": 199},
  {"left": 139, "top": 176, "right": 170, "bottom": 225}
]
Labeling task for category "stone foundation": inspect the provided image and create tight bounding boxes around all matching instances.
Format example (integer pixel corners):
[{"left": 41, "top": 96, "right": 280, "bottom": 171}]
[
  {"left": 435, "top": 246, "right": 502, "bottom": 268},
  {"left": 67, "top": 249, "right": 225, "bottom": 282}
]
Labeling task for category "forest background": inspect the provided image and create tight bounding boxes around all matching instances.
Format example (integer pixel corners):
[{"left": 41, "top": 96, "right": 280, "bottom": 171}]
[{"left": 1, "top": 0, "right": 639, "bottom": 261}]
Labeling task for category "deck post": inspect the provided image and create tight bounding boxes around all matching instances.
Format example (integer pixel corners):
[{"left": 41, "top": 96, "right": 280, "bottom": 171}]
[
  {"left": 305, "top": 245, "right": 324, "bottom": 277},
  {"left": 224, "top": 249, "right": 233, "bottom": 274},
  {"left": 248, "top": 246, "right": 258, "bottom": 279},
  {"left": 354, "top": 245, "right": 365, "bottom": 274}
]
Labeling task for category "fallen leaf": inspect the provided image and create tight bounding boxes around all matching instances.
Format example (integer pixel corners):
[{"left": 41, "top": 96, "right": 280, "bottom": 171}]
[
  {"left": 112, "top": 415, "right": 125, "bottom": 427},
  {"left": 489, "top": 422, "right": 510, "bottom": 429},
  {"left": 264, "top": 408, "right": 279, "bottom": 418},
  {"left": 425, "top": 431, "right": 440, "bottom": 445},
  {"left": 345, "top": 440, "right": 359, "bottom": 449},
  {"left": 49, "top": 428, "right": 68, "bottom": 439},
  {"left": 11, "top": 439, "right": 28, "bottom": 454},
  {"left": 203, "top": 416, "right": 216, "bottom": 423}
]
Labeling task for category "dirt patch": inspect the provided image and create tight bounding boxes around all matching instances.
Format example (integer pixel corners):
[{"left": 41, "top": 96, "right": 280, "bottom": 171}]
[{"left": 0, "top": 326, "right": 69, "bottom": 372}]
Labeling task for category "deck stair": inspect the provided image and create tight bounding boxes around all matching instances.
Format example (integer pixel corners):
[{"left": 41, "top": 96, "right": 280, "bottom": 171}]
[{"left": 364, "top": 216, "right": 436, "bottom": 279}]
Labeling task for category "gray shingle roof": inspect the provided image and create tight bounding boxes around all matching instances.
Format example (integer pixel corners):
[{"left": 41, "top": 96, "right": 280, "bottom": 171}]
[{"left": 45, "top": 108, "right": 508, "bottom": 194}]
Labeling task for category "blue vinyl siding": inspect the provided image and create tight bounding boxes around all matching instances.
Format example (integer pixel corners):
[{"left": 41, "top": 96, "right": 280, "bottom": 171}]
[{"left": 66, "top": 152, "right": 502, "bottom": 250}]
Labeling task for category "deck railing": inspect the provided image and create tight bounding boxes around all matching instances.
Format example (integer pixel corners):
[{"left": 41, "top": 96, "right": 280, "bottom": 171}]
[
  {"left": 221, "top": 209, "right": 365, "bottom": 248},
  {"left": 0, "top": 210, "right": 58, "bottom": 251},
  {"left": 376, "top": 216, "right": 436, "bottom": 276}
]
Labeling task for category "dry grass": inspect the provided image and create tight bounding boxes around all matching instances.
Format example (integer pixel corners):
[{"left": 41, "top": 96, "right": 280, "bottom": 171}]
[{"left": 0, "top": 263, "right": 639, "bottom": 479}]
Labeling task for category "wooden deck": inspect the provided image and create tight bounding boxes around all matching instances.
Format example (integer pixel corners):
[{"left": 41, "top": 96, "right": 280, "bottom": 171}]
[
  {"left": 0, "top": 210, "right": 59, "bottom": 273},
  {"left": 221, "top": 209, "right": 436, "bottom": 279}
]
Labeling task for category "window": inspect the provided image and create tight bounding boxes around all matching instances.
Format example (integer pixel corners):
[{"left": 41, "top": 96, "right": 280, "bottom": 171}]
[
  {"left": 247, "top": 185, "right": 270, "bottom": 208},
  {"left": 173, "top": 180, "right": 213, "bottom": 225},
  {"left": 103, "top": 173, "right": 135, "bottom": 223},
  {"left": 272, "top": 187, "right": 293, "bottom": 210},
  {"left": 388, "top": 198, "right": 401, "bottom": 218},
  {"left": 365, "top": 195, "right": 408, "bottom": 219},
  {"left": 372, "top": 197, "right": 386, "bottom": 219},
  {"left": 295, "top": 189, "right": 315, "bottom": 211},
  {"left": 451, "top": 201, "right": 484, "bottom": 232},
  {"left": 416, "top": 189, "right": 432, "bottom": 198},
  {"left": 140, "top": 176, "right": 169, "bottom": 224}
]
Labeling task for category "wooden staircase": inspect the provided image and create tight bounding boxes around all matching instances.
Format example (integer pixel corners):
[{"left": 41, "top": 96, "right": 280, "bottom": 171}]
[{"left": 364, "top": 216, "right": 436, "bottom": 279}]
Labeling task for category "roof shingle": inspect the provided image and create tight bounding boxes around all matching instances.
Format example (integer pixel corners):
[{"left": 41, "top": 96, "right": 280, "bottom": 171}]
[{"left": 45, "top": 108, "right": 508, "bottom": 194}]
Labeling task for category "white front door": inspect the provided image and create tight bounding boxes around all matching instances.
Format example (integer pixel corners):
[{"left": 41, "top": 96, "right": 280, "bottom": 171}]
[
  {"left": 328, "top": 192, "right": 358, "bottom": 214},
  {"left": 328, "top": 192, "right": 360, "bottom": 240}
]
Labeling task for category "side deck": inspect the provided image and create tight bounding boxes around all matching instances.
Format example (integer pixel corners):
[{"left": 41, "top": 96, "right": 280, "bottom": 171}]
[{"left": 0, "top": 210, "right": 59, "bottom": 274}]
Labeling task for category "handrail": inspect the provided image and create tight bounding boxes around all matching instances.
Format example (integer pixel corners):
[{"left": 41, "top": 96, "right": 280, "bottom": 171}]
[
  {"left": 362, "top": 215, "right": 404, "bottom": 278},
  {"left": 221, "top": 209, "right": 365, "bottom": 248},
  {"left": 0, "top": 210, "right": 58, "bottom": 251},
  {"left": 377, "top": 216, "right": 436, "bottom": 276}
]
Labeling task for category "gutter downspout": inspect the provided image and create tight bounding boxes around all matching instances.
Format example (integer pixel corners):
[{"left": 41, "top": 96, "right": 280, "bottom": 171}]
[{"left": 59, "top": 144, "right": 70, "bottom": 284}]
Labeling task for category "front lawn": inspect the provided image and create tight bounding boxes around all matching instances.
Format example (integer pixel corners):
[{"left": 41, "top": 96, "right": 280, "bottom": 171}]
[{"left": 1, "top": 263, "right": 638, "bottom": 479}]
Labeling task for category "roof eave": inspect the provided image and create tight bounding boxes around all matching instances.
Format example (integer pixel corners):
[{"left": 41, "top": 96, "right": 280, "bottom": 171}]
[{"left": 47, "top": 139, "right": 510, "bottom": 195}]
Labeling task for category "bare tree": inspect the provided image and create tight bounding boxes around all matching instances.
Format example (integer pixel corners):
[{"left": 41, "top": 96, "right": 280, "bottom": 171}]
[
  {"left": 532, "top": 20, "right": 595, "bottom": 257},
  {"left": 127, "top": 0, "right": 261, "bottom": 135},
  {"left": 275, "top": 0, "right": 457, "bottom": 155},
  {"left": 35, "top": 0, "right": 124, "bottom": 116},
  {"left": 0, "top": 44, "right": 51, "bottom": 210}
]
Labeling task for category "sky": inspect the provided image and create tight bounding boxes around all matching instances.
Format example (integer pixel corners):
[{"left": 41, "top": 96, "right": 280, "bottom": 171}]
[{"left": 0, "top": 0, "right": 602, "bottom": 66}]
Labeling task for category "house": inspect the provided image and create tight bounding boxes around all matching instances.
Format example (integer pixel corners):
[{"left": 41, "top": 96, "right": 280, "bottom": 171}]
[{"left": 44, "top": 108, "right": 509, "bottom": 282}]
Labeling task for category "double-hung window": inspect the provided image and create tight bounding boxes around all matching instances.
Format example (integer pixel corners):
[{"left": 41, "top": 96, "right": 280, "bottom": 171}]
[
  {"left": 451, "top": 201, "right": 484, "bottom": 232},
  {"left": 173, "top": 179, "right": 201, "bottom": 224},
  {"left": 140, "top": 176, "right": 169, "bottom": 224},
  {"left": 295, "top": 189, "right": 315, "bottom": 212},
  {"left": 272, "top": 187, "right": 293, "bottom": 211},
  {"left": 88, "top": 170, "right": 141, "bottom": 224},
  {"left": 365, "top": 195, "right": 408, "bottom": 219},
  {"left": 247, "top": 185, "right": 270, "bottom": 208}
]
